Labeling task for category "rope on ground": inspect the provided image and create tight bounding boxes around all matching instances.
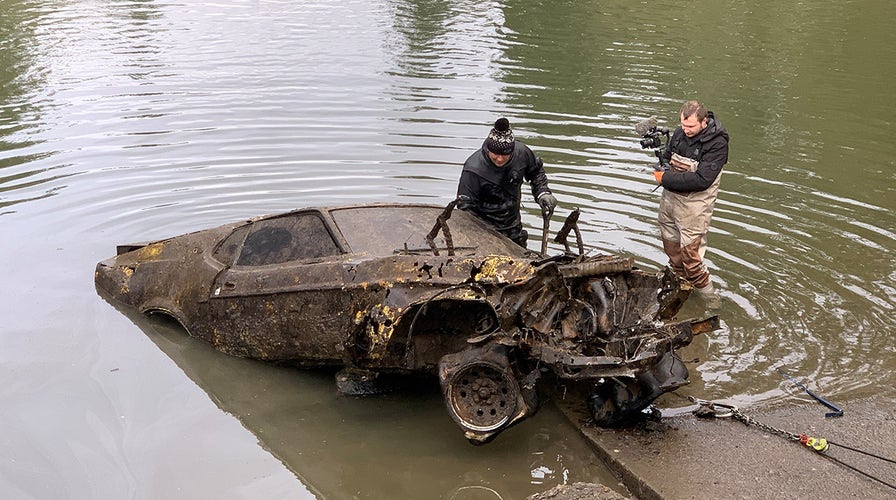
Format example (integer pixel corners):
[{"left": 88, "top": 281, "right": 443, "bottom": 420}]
[
  {"left": 685, "top": 396, "right": 896, "bottom": 493},
  {"left": 826, "top": 440, "right": 896, "bottom": 465}
]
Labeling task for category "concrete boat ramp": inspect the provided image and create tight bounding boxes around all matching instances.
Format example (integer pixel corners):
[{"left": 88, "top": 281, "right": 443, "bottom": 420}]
[{"left": 538, "top": 391, "right": 896, "bottom": 499}]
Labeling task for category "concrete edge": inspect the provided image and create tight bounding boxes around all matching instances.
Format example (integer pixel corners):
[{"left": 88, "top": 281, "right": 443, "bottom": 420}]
[{"left": 553, "top": 390, "right": 896, "bottom": 500}]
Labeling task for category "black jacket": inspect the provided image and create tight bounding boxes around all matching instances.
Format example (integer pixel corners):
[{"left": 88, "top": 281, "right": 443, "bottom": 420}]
[
  {"left": 456, "top": 141, "right": 551, "bottom": 240},
  {"left": 660, "top": 111, "right": 729, "bottom": 193}
]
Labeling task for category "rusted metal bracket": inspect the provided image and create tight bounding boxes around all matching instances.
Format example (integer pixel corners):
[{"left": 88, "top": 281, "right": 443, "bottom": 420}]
[
  {"left": 531, "top": 343, "right": 632, "bottom": 380},
  {"left": 689, "top": 315, "right": 720, "bottom": 335},
  {"left": 553, "top": 208, "right": 584, "bottom": 255},
  {"left": 425, "top": 199, "right": 457, "bottom": 256},
  {"left": 540, "top": 206, "right": 554, "bottom": 256}
]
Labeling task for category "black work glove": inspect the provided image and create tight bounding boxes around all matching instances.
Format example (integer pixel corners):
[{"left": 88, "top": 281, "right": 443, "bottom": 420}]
[
  {"left": 537, "top": 193, "right": 557, "bottom": 215},
  {"left": 455, "top": 195, "right": 474, "bottom": 210}
]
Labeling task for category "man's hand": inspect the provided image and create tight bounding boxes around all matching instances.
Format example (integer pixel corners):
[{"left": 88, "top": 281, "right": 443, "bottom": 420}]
[
  {"left": 653, "top": 170, "right": 664, "bottom": 184},
  {"left": 537, "top": 192, "right": 557, "bottom": 215},
  {"left": 456, "top": 194, "right": 474, "bottom": 210}
]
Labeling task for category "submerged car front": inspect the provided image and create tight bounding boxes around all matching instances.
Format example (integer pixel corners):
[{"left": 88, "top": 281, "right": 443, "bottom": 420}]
[{"left": 94, "top": 223, "right": 238, "bottom": 327}]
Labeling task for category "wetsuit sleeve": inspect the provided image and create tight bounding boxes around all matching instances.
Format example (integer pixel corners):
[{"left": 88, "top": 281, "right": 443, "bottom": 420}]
[
  {"left": 525, "top": 156, "right": 552, "bottom": 199},
  {"left": 456, "top": 169, "right": 479, "bottom": 210},
  {"left": 661, "top": 138, "right": 728, "bottom": 192}
]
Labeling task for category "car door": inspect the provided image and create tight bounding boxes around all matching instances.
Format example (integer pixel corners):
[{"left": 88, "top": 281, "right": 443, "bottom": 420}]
[{"left": 205, "top": 211, "right": 352, "bottom": 363}]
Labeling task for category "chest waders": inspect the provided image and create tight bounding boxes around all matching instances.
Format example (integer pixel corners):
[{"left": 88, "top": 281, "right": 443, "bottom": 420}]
[{"left": 657, "top": 153, "right": 720, "bottom": 294}]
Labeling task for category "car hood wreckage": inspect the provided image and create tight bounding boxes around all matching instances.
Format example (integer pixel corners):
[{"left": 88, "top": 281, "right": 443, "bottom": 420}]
[{"left": 95, "top": 201, "right": 718, "bottom": 444}]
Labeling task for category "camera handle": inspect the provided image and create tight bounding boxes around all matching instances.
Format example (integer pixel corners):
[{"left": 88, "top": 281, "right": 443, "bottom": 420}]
[
  {"left": 654, "top": 149, "right": 670, "bottom": 171},
  {"left": 651, "top": 130, "right": 672, "bottom": 192},
  {"left": 654, "top": 129, "right": 671, "bottom": 169}
]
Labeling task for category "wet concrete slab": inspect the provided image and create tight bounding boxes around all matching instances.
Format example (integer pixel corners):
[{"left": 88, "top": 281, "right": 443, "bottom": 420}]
[{"left": 556, "top": 390, "right": 896, "bottom": 499}]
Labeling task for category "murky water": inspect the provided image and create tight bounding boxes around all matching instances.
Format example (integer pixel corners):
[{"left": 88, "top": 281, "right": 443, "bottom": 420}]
[{"left": 2, "top": 0, "right": 895, "bottom": 498}]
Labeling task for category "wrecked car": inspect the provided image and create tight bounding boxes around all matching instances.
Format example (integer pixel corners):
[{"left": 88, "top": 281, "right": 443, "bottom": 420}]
[{"left": 95, "top": 201, "right": 716, "bottom": 444}]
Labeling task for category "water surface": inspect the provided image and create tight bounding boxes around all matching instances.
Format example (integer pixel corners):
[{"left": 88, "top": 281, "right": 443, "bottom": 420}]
[{"left": 2, "top": 0, "right": 895, "bottom": 498}]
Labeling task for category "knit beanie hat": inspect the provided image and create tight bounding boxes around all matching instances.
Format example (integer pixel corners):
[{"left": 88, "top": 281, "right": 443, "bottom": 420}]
[{"left": 485, "top": 118, "right": 515, "bottom": 155}]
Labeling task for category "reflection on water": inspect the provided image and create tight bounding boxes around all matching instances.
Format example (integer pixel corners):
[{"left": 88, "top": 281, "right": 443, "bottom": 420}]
[
  {"left": 137, "top": 314, "right": 618, "bottom": 499},
  {"left": 2, "top": 0, "right": 895, "bottom": 497}
]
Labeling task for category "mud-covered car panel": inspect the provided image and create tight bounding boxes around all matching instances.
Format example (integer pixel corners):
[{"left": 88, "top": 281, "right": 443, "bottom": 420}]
[{"left": 96, "top": 202, "right": 710, "bottom": 444}]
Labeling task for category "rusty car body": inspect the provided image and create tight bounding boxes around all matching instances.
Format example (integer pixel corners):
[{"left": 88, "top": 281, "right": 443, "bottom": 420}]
[{"left": 95, "top": 202, "right": 715, "bottom": 443}]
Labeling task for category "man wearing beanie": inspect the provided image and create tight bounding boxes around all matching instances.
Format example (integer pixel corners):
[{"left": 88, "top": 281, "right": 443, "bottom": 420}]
[{"left": 456, "top": 117, "right": 557, "bottom": 248}]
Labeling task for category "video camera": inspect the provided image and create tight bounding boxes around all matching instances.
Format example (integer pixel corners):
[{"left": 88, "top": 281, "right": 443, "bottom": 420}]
[{"left": 634, "top": 116, "right": 671, "bottom": 170}]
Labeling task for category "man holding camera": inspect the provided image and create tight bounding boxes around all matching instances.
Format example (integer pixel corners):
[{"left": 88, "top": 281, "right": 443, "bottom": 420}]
[
  {"left": 456, "top": 117, "right": 557, "bottom": 248},
  {"left": 652, "top": 100, "right": 729, "bottom": 310}
]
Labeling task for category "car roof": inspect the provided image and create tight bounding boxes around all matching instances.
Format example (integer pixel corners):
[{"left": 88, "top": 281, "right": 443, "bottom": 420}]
[{"left": 324, "top": 203, "right": 528, "bottom": 257}]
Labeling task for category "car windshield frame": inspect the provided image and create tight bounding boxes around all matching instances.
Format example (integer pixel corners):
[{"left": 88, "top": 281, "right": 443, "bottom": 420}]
[{"left": 212, "top": 211, "right": 345, "bottom": 267}]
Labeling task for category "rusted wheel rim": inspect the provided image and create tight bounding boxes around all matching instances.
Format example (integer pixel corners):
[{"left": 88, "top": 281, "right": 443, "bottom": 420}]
[{"left": 446, "top": 363, "right": 519, "bottom": 432}]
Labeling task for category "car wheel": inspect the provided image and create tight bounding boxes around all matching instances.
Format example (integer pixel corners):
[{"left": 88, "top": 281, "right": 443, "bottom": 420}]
[{"left": 444, "top": 360, "right": 520, "bottom": 435}]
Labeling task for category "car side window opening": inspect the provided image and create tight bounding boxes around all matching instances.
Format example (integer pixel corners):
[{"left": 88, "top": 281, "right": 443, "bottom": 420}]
[
  {"left": 212, "top": 225, "right": 250, "bottom": 265},
  {"left": 234, "top": 214, "right": 341, "bottom": 266}
]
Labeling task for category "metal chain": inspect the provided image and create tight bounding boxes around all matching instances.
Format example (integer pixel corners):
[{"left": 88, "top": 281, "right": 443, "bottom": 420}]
[
  {"left": 686, "top": 395, "right": 801, "bottom": 441},
  {"left": 729, "top": 408, "right": 801, "bottom": 442},
  {"left": 685, "top": 394, "right": 896, "bottom": 493}
]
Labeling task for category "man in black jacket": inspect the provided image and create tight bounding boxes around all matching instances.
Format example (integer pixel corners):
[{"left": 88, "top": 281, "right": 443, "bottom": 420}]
[
  {"left": 652, "top": 101, "right": 729, "bottom": 309},
  {"left": 456, "top": 118, "right": 557, "bottom": 248}
]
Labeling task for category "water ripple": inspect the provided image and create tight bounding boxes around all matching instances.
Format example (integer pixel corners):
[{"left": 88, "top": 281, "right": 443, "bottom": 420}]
[{"left": 2, "top": 5, "right": 895, "bottom": 496}]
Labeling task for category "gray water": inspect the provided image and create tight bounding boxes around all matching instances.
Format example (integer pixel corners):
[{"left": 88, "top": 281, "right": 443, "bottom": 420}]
[{"left": 2, "top": 0, "right": 895, "bottom": 498}]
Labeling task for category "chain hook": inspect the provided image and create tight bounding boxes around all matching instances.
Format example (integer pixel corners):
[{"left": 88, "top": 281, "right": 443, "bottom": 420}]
[{"left": 689, "top": 396, "right": 738, "bottom": 419}]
